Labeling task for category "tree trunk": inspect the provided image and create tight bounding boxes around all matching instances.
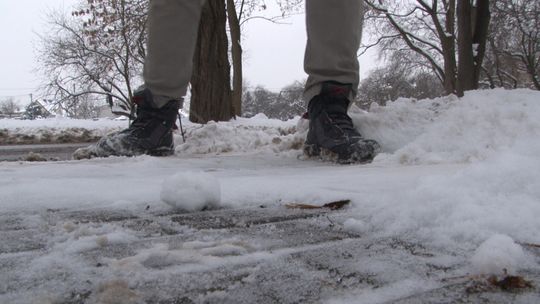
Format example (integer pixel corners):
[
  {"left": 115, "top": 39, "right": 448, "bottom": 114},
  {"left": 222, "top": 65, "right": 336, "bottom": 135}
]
[
  {"left": 472, "top": 0, "right": 490, "bottom": 86},
  {"left": 457, "top": 0, "right": 490, "bottom": 96},
  {"left": 456, "top": 0, "right": 476, "bottom": 96},
  {"left": 226, "top": 0, "right": 243, "bottom": 117},
  {"left": 442, "top": 0, "right": 458, "bottom": 95},
  {"left": 190, "top": 0, "right": 234, "bottom": 124}
]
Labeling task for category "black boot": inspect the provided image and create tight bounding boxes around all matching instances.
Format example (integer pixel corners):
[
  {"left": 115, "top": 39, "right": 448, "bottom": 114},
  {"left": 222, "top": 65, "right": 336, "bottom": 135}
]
[
  {"left": 304, "top": 82, "right": 380, "bottom": 164},
  {"left": 73, "top": 89, "right": 179, "bottom": 159}
]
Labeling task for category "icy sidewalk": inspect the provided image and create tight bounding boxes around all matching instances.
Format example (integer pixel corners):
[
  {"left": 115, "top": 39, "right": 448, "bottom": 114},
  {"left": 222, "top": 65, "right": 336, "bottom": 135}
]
[{"left": 0, "top": 155, "right": 538, "bottom": 303}]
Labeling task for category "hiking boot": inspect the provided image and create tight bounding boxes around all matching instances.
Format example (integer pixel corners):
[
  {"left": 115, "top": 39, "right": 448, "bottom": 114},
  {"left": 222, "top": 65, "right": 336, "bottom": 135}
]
[
  {"left": 304, "top": 81, "right": 380, "bottom": 164},
  {"left": 73, "top": 89, "right": 179, "bottom": 159}
]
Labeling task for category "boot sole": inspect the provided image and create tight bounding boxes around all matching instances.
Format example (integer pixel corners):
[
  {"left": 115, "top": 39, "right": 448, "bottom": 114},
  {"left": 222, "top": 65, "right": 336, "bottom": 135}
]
[
  {"left": 303, "top": 143, "right": 376, "bottom": 165},
  {"left": 148, "top": 147, "right": 175, "bottom": 157}
]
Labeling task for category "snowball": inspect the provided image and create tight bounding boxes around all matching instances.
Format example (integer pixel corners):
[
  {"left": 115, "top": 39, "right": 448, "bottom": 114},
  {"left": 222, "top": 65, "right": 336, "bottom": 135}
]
[
  {"left": 160, "top": 172, "right": 221, "bottom": 212},
  {"left": 470, "top": 234, "right": 529, "bottom": 276},
  {"left": 251, "top": 113, "right": 269, "bottom": 120},
  {"left": 343, "top": 218, "right": 369, "bottom": 234}
]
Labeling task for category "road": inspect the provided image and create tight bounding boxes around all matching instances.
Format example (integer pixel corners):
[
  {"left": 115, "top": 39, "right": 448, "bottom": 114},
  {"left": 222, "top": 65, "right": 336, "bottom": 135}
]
[
  {"left": 1, "top": 205, "right": 538, "bottom": 303},
  {"left": 0, "top": 143, "right": 91, "bottom": 161}
]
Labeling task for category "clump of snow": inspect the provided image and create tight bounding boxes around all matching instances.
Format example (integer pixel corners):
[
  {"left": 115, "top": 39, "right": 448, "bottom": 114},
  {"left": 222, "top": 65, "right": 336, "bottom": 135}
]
[
  {"left": 89, "top": 280, "right": 140, "bottom": 304},
  {"left": 327, "top": 278, "right": 438, "bottom": 304},
  {"left": 470, "top": 234, "right": 530, "bottom": 276},
  {"left": 21, "top": 151, "right": 48, "bottom": 162},
  {"left": 176, "top": 116, "right": 304, "bottom": 156},
  {"left": 160, "top": 171, "right": 221, "bottom": 212},
  {"left": 250, "top": 113, "right": 269, "bottom": 120},
  {"left": 49, "top": 222, "right": 139, "bottom": 254},
  {"left": 343, "top": 218, "right": 369, "bottom": 234}
]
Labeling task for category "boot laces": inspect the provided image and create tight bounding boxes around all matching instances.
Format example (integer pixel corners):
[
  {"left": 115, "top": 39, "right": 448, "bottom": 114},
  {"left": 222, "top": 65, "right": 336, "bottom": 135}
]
[{"left": 328, "top": 111, "right": 355, "bottom": 133}]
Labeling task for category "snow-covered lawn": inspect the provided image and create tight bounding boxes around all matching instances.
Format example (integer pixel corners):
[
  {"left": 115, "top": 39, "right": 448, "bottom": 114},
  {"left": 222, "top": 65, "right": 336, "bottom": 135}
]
[
  {"left": 1, "top": 89, "right": 539, "bottom": 303},
  {"left": 0, "top": 118, "right": 126, "bottom": 145}
]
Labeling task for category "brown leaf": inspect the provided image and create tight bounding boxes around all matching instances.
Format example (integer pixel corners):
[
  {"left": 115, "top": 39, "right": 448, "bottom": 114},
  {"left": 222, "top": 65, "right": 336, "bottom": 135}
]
[
  {"left": 285, "top": 200, "right": 351, "bottom": 210},
  {"left": 488, "top": 275, "right": 534, "bottom": 291},
  {"left": 285, "top": 203, "right": 322, "bottom": 210},
  {"left": 519, "top": 242, "right": 540, "bottom": 249},
  {"left": 322, "top": 200, "right": 351, "bottom": 210}
]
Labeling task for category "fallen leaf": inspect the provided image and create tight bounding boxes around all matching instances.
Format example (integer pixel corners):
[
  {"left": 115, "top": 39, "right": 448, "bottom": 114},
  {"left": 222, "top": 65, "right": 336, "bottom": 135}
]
[
  {"left": 519, "top": 242, "right": 540, "bottom": 249},
  {"left": 488, "top": 275, "right": 534, "bottom": 291},
  {"left": 285, "top": 203, "right": 322, "bottom": 209},
  {"left": 323, "top": 200, "right": 351, "bottom": 210},
  {"left": 285, "top": 200, "right": 351, "bottom": 210}
]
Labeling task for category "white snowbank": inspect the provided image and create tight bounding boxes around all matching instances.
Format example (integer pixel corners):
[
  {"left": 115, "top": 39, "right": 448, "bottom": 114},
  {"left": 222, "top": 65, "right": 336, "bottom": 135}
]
[
  {"left": 2, "top": 117, "right": 126, "bottom": 131},
  {"left": 355, "top": 89, "right": 540, "bottom": 165},
  {"left": 1, "top": 117, "right": 126, "bottom": 144},
  {"left": 176, "top": 117, "right": 303, "bottom": 156}
]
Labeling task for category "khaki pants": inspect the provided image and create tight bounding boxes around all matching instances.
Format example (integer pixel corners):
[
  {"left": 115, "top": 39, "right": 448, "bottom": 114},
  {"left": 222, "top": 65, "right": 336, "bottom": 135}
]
[{"left": 144, "top": 0, "right": 363, "bottom": 107}]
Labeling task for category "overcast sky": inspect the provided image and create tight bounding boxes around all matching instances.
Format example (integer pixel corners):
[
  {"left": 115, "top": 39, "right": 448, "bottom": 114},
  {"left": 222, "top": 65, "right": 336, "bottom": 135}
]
[{"left": 0, "top": 1, "right": 378, "bottom": 104}]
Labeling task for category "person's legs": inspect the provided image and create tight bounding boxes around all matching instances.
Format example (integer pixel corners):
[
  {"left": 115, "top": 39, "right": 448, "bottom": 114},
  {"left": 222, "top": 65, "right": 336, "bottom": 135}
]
[
  {"left": 303, "top": 0, "right": 363, "bottom": 103},
  {"left": 74, "top": 0, "right": 205, "bottom": 159},
  {"left": 144, "top": 0, "right": 206, "bottom": 107},
  {"left": 303, "top": 0, "right": 379, "bottom": 163}
]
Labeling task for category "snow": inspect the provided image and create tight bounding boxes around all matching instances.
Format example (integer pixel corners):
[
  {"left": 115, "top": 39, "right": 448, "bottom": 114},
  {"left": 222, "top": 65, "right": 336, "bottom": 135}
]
[
  {"left": 470, "top": 234, "right": 531, "bottom": 276},
  {"left": 160, "top": 171, "right": 222, "bottom": 212},
  {"left": 175, "top": 116, "right": 302, "bottom": 156},
  {"left": 343, "top": 218, "right": 369, "bottom": 234},
  {"left": 2, "top": 116, "right": 127, "bottom": 130},
  {"left": 1, "top": 117, "right": 126, "bottom": 144},
  {"left": 1, "top": 88, "right": 539, "bottom": 302}
]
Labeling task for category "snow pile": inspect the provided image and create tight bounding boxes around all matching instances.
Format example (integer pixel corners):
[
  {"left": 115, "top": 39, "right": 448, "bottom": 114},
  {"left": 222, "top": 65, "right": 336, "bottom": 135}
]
[
  {"left": 470, "top": 234, "right": 530, "bottom": 276},
  {"left": 176, "top": 89, "right": 540, "bottom": 168},
  {"left": 160, "top": 171, "right": 222, "bottom": 212},
  {"left": 2, "top": 117, "right": 126, "bottom": 130},
  {"left": 344, "top": 89, "right": 540, "bottom": 248},
  {"left": 176, "top": 116, "right": 304, "bottom": 156},
  {"left": 344, "top": 139, "right": 540, "bottom": 248},
  {"left": 1, "top": 117, "right": 125, "bottom": 144},
  {"left": 354, "top": 89, "right": 540, "bottom": 165}
]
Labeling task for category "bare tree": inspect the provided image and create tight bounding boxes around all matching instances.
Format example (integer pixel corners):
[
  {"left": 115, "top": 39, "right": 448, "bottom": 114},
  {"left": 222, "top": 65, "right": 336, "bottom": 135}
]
[
  {"left": 483, "top": 0, "right": 540, "bottom": 90},
  {"left": 242, "top": 80, "right": 305, "bottom": 120},
  {"left": 363, "top": 0, "right": 490, "bottom": 96},
  {"left": 38, "top": 0, "right": 305, "bottom": 123},
  {"left": 0, "top": 98, "right": 20, "bottom": 118},
  {"left": 38, "top": 0, "right": 148, "bottom": 117},
  {"left": 357, "top": 54, "right": 443, "bottom": 107}
]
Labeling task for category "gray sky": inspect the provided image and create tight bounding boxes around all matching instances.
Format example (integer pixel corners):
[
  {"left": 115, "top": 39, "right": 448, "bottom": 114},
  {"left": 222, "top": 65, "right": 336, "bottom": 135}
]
[{"left": 0, "top": 1, "right": 378, "bottom": 105}]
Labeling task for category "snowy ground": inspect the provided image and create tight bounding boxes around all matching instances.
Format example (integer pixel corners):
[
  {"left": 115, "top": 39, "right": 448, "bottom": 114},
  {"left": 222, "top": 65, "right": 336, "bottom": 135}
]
[
  {"left": 1, "top": 89, "right": 539, "bottom": 303},
  {"left": 1, "top": 118, "right": 126, "bottom": 145}
]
